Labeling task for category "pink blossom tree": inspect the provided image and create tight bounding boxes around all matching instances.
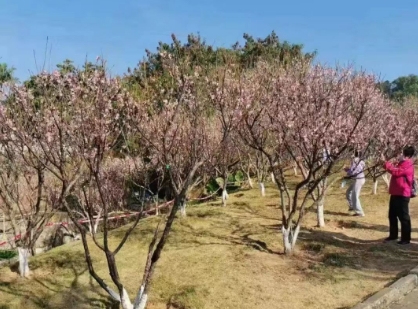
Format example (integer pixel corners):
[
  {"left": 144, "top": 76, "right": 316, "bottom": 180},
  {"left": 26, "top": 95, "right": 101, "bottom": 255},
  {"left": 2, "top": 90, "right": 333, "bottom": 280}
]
[
  {"left": 237, "top": 60, "right": 394, "bottom": 254},
  {"left": 0, "top": 66, "right": 158, "bottom": 309},
  {"left": 131, "top": 51, "right": 223, "bottom": 306},
  {"left": 210, "top": 136, "right": 240, "bottom": 206},
  {"left": 363, "top": 99, "right": 418, "bottom": 194},
  {"left": 0, "top": 137, "right": 59, "bottom": 277},
  {"left": 237, "top": 144, "right": 256, "bottom": 189},
  {"left": 253, "top": 150, "right": 271, "bottom": 196}
]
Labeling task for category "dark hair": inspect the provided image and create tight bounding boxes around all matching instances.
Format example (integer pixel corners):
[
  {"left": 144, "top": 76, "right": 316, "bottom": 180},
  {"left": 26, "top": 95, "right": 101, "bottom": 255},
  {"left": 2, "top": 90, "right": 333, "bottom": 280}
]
[
  {"left": 354, "top": 150, "right": 361, "bottom": 158},
  {"left": 403, "top": 146, "right": 415, "bottom": 158}
]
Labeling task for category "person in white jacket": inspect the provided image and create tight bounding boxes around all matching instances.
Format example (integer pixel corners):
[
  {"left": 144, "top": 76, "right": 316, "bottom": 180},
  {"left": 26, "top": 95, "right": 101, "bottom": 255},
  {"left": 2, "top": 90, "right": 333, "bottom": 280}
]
[{"left": 344, "top": 151, "right": 366, "bottom": 217}]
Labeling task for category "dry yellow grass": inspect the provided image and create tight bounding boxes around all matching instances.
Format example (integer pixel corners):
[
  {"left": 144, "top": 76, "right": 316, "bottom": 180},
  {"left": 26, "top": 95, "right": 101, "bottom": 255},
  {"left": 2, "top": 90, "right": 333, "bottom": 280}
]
[{"left": 1, "top": 176, "right": 418, "bottom": 309}]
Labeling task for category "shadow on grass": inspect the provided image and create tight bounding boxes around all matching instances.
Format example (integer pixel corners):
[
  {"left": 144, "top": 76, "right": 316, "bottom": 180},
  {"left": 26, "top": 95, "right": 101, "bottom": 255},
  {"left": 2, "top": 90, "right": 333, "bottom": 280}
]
[
  {"left": 298, "top": 228, "right": 418, "bottom": 274},
  {"left": 175, "top": 219, "right": 281, "bottom": 255},
  {"left": 336, "top": 220, "right": 418, "bottom": 234},
  {"left": 0, "top": 251, "right": 117, "bottom": 309},
  {"left": 323, "top": 210, "right": 353, "bottom": 217}
]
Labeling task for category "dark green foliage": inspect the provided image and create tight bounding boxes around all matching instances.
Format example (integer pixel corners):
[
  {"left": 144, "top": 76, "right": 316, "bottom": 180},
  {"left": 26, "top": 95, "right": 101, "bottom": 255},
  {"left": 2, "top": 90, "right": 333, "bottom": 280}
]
[
  {"left": 378, "top": 74, "right": 418, "bottom": 103},
  {"left": 234, "top": 170, "right": 244, "bottom": 183},
  {"left": 0, "top": 63, "right": 16, "bottom": 84},
  {"left": 125, "top": 31, "right": 315, "bottom": 90},
  {"left": 0, "top": 250, "right": 17, "bottom": 260},
  {"left": 236, "top": 31, "right": 316, "bottom": 69},
  {"left": 205, "top": 178, "right": 220, "bottom": 194}
]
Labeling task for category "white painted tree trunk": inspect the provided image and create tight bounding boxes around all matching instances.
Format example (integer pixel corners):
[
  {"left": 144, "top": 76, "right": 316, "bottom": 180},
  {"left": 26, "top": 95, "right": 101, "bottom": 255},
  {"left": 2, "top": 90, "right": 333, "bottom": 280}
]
[
  {"left": 282, "top": 226, "right": 292, "bottom": 253},
  {"left": 247, "top": 176, "right": 254, "bottom": 188},
  {"left": 133, "top": 285, "right": 148, "bottom": 309},
  {"left": 222, "top": 188, "right": 228, "bottom": 207},
  {"left": 259, "top": 182, "right": 266, "bottom": 197},
  {"left": 93, "top": 209, "right": 101, "bottom": 234},
  {"left": 317, "top": 178, "right": 327, "bottom": 228},
  {"left": 155, "top": 199, "right": 159, "bottom": 216},
  {"left": 293, "top": 166, "right": 298, "bottom": 176},
  {"left": 112, "top": 286, "right": 148, "bottom": 309},
  {"left": 282, "top": 224, "right": 300, "bottom": 255},
  {"left": 282, "top": 226, "right": 293, "bottom": 254},
  {"left": 121, "top": 288, "right": 133, "bottom": 309},
  {"left": 317, "top": 203, "right": 325, "bottom": 227},
  {"left": 291, "top": 225, "right": 300, "bottom": 249},
  {"left": 87, "top": 220, "right": 92, "bottom": 234},
  {"left": 271, "top": 172, "right": 276, "bottom": 183},
  {"left": 18, "top": 247, "right": 30, "bottom": 278},
  {"left": 372, "top": 179, "right": 378, "bottom": 195},
  {"left": 382, "top": 173, "right": 390, "bottom": 188},
  {"left": 180, "top": 201, "right": 187, "bottom": 217}
]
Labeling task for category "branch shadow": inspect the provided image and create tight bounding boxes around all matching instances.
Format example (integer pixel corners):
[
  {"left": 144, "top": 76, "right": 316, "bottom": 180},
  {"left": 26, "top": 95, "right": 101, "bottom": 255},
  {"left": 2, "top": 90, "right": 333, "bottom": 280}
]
[
  {"left": 335, "top": 220, "right": 418, "bottom": 234},
  {"left": 0, "top": 251, "right": 118, "bottom": 309},
  {"left": 298, "top": 227, "right": 418, "bottom": 274},
  {"left": 174, "top": 219, "right": 281, "bottom": 255}
]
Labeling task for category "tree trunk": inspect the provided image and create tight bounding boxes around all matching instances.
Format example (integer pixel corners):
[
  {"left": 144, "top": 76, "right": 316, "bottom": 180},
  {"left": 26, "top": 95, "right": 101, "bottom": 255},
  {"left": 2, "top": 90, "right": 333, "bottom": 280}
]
[
  {"left": 282, "top": 224, "right": 301, "bottom": 255},
  {"left": 291, "top": 225, "right": 300, "bottom": 249},
  {"left": 180, "top": 200, "right": 186, "bottom": 217},
  {"left": 317, "top": 202, "right": 325, "bottom": 227},
  {"left": 271, "top": 172, "right": 276, "bottom": 183},
  {"left": 282, "top": 226, "right": 292, "bottom": 254},
  {"left": 247, "top": 175, "right": 254, "bottom": 188},
  {"left": 293, "top": 166, "right": 298, "bottom": 176},
  {"left": 316, "top": 178, "right": 327, "bottom": 227},
  {"left": 133, "top": 285, "right": 148, "bottom": 309},
  {"left": 116, "top": 286, "right": 148, "bottom": 309},
  {"left": 382, "top": 173, "right": 390, "bottom": 188},
  {"left": 222, "top": 188, "right": 228, "bottom": 207},
  {"left": 372, "top": 179, "right": 378, "bottom": 195},
  {"left": 221, "top": 175, "right": 229, "bottom": 206},
  {"left": 259, "top": 182, "right": 265, "bottom": 197},
  {"left": 120, "top": 288, "right": 133, "bottom": 309},
  {"left": 155, "top": 199, "right": 159, "bottom": 216},
  {"left": 2, "top": 213, "right": 5, "bottom": 241},
  {"left": 93, "top": 210, "right": 101, "bottom": 234},
  {"left": 18, "top": 247, "right": 30, "bottom": 278}
]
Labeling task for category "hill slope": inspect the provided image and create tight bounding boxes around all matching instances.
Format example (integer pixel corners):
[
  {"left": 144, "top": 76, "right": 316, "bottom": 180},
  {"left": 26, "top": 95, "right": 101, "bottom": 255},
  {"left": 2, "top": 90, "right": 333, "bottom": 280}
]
[{"left": 1, "top": 180, "right": 418, "bottom": 309}]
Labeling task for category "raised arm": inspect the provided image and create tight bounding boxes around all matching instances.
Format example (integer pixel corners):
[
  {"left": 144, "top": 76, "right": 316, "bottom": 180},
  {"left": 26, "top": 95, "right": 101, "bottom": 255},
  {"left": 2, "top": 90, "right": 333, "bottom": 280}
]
[{"left": 384, "top": 161, "right": 409, "bottom": 177}]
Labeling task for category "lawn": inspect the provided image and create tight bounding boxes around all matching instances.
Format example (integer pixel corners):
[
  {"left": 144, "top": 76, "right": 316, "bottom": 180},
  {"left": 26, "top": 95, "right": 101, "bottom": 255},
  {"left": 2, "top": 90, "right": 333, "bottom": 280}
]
[{"left": 0, "top": 177, "right": 418, "bottom": 309}]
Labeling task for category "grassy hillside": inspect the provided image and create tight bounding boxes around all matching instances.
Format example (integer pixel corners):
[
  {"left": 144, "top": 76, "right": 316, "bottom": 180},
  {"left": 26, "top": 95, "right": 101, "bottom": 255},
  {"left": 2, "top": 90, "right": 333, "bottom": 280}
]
[{"left": 1, "top": 178, "right": 418, "bottom": 309}]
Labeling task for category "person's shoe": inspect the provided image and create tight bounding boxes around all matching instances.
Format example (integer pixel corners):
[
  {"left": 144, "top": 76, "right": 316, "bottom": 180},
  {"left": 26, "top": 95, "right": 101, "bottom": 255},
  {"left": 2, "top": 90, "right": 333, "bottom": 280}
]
[
  {"left": 353, "top": 213, "right": 365, "bottom": 217},
  {"left": 384, "top": 237, "right": 397, "bottom": 242},
  {"left": 397, "top": 240, "right": 410, "bottom": 245}
]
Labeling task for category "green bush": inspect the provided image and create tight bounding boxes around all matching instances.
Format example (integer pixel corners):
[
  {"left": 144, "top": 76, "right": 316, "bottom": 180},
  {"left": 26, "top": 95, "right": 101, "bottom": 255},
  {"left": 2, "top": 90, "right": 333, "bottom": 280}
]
[
  {"left": 234, "top": 170, "right": 244, "bottom": 183},
  {"left": 205, "top": 178, "right": 220, "bottom": 194},
  {"left": 0, "top": 250, "right": 17, "bottom": 260}
]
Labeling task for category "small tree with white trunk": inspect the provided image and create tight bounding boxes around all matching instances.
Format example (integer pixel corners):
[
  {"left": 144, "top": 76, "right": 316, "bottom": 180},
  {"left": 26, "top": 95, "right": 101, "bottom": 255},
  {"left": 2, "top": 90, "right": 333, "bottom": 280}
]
[
  {"left": 236, "top": 60, "right": 395, "bottom": 254},
  {"left": 0, "top": 141, "right": 58, "bottom": 277}
]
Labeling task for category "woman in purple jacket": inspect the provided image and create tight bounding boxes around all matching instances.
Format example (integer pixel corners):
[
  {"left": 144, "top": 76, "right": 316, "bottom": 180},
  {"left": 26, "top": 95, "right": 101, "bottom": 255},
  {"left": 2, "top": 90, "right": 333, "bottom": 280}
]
[{"left": 345, "top": 151, "right": 366, "bottom": 217}]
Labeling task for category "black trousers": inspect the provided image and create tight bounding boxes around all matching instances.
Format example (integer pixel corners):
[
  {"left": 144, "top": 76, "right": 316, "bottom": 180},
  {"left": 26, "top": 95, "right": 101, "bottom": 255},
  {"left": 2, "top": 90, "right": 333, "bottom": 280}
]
[{"left": 389, "top": 195, "right": 411, "bottom": 242}]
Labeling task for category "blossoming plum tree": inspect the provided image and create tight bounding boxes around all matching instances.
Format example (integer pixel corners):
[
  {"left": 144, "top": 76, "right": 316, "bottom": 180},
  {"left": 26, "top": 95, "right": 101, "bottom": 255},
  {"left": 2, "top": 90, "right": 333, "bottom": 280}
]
[{"left": 237, "top": 60, "right": 396, "bottom": 254}]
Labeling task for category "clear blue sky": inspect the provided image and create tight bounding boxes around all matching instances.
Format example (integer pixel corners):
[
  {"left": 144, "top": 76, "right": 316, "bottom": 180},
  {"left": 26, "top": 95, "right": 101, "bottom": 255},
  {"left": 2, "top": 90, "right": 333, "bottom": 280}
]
[{"left": 1, "top": 0, "right": 418, "bottom": 82}]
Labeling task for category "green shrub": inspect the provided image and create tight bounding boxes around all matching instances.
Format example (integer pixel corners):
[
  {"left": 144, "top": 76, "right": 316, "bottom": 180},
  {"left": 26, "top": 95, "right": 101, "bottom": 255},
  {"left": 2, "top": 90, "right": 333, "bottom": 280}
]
[
  {"left": 0, "top": 250, "right": 17, "bottom": 260},
  {"left": 205, "top": 178, "right": 220, "bottom": 194},
  {"left": 234, "top": 170, "right": 244, "bottom": 183}
]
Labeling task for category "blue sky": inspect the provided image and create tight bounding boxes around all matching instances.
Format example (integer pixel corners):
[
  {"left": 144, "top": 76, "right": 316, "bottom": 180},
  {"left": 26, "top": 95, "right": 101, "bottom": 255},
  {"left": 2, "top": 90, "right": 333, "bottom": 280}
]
[{"left": 1, "top": 0, "right": 418, "bottom": 81}]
